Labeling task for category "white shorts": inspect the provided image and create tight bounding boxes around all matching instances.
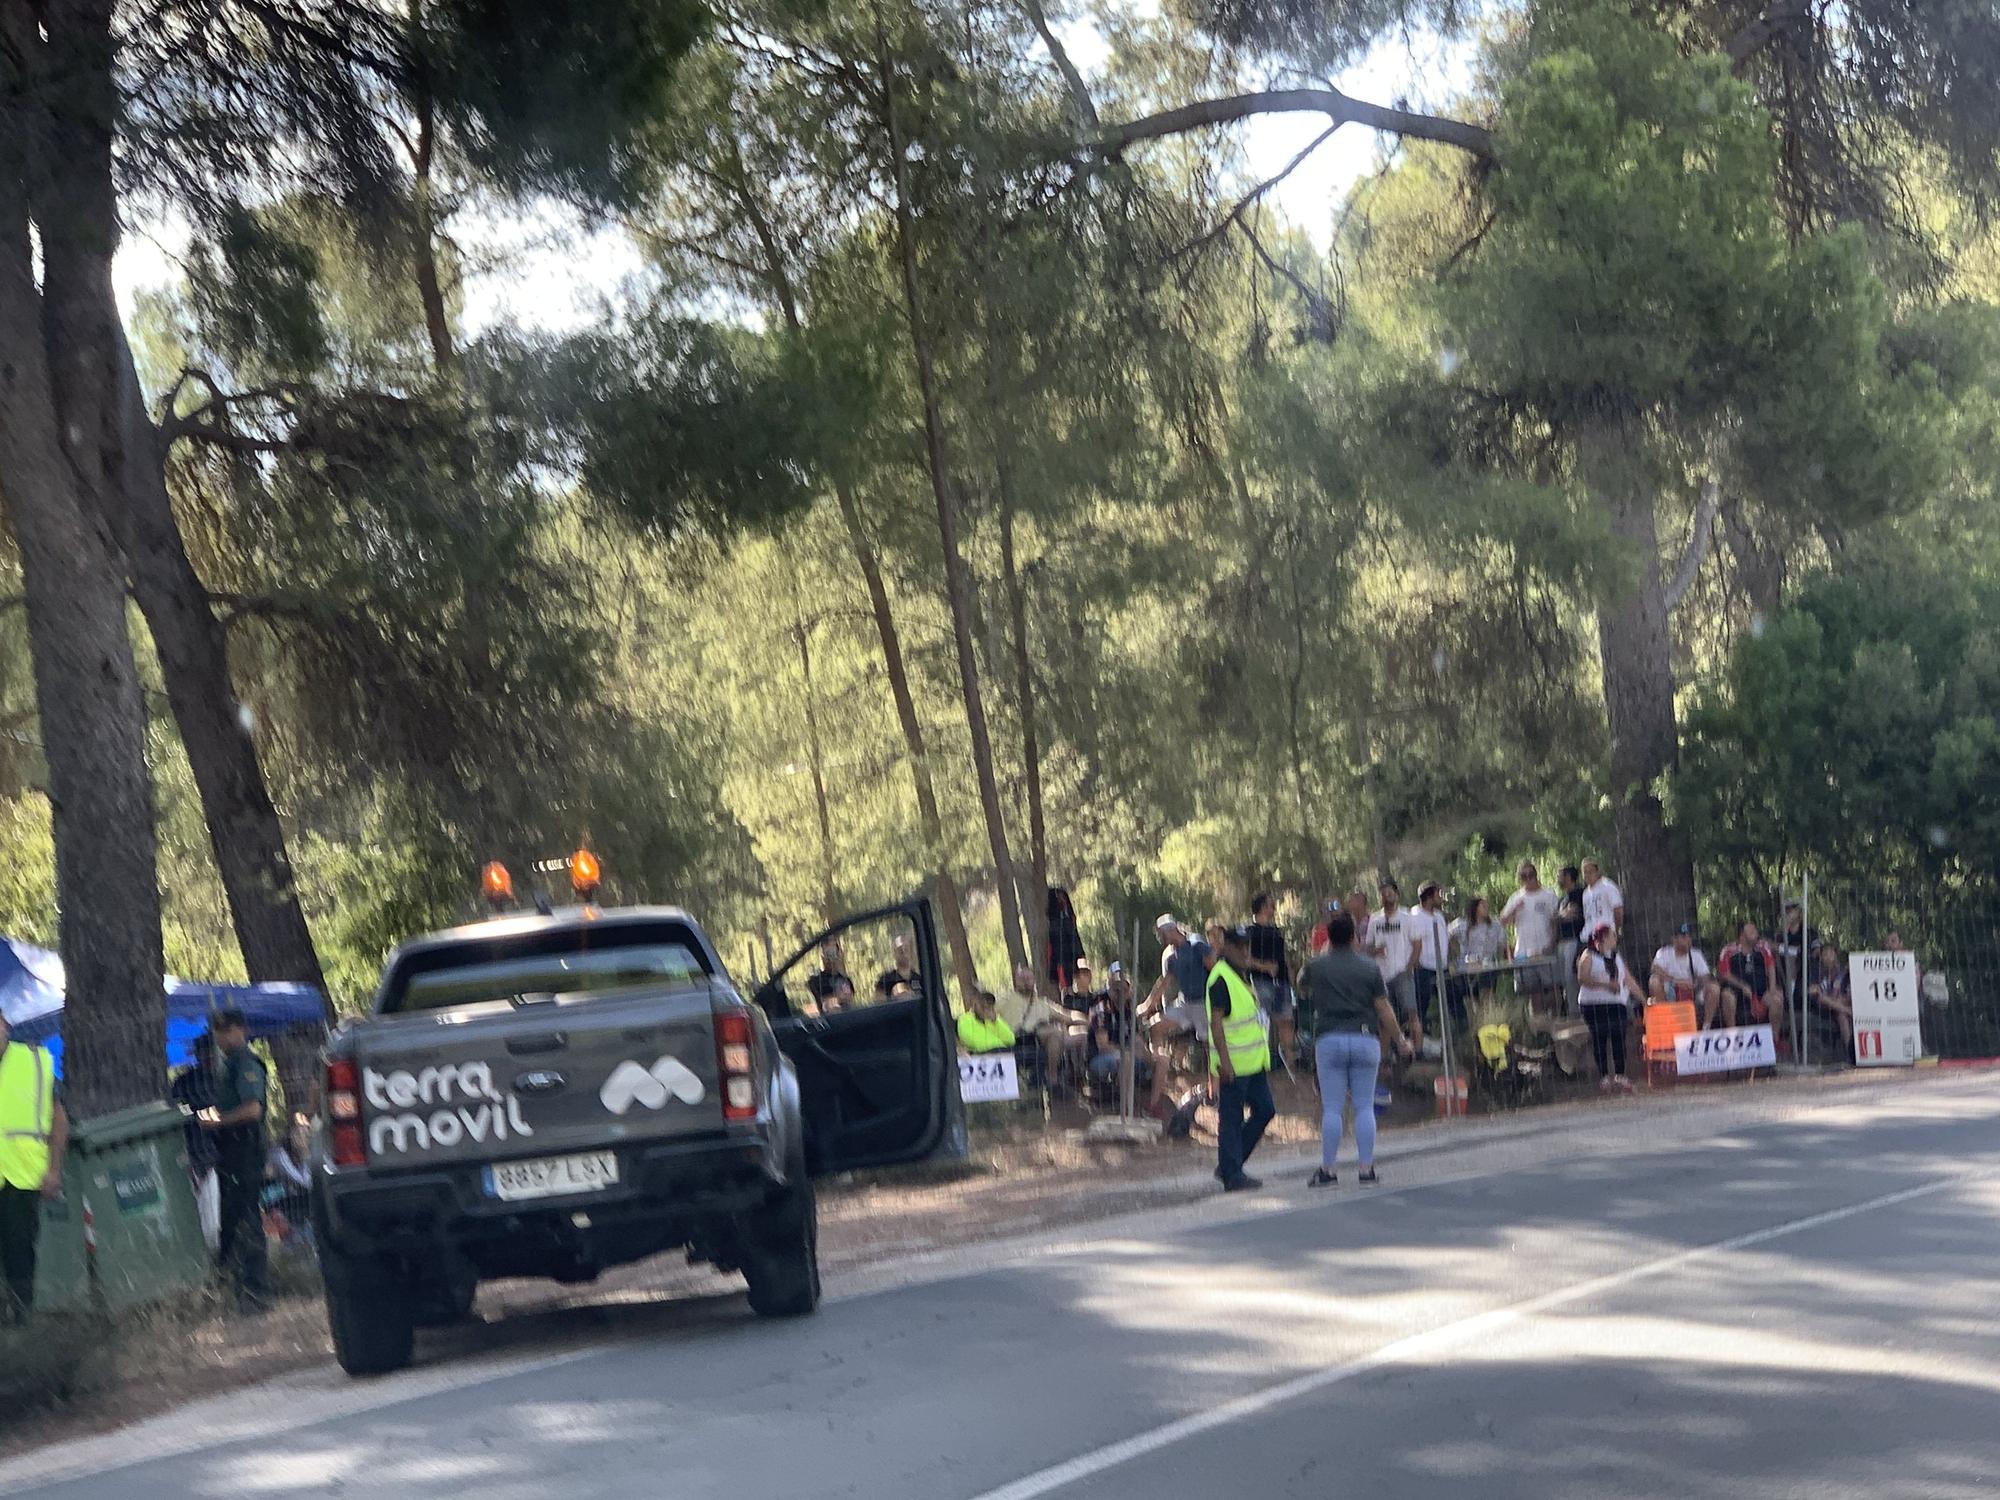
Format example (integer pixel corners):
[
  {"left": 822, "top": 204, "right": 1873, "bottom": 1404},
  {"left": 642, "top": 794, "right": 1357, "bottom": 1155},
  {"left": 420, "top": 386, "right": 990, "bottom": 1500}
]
[{"left": 1160, "top": 1001, "right": 1210, "bottom": 1039}]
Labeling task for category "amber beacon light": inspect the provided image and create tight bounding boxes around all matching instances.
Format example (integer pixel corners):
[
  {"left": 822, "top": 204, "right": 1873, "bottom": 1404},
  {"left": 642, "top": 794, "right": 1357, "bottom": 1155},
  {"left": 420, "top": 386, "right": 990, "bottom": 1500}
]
[
  {"left": 481, "top": 861, "right": 514, "bottom": 911},
  {"left": 570, "top": 848, "right": 602, "bottom": 899}
]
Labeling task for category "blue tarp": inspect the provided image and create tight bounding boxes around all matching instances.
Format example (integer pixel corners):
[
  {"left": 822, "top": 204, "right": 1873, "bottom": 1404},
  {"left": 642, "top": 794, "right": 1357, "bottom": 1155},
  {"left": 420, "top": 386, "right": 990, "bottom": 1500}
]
[{"left": 0, "top": 938, "right": 326, "bottom": 1077}]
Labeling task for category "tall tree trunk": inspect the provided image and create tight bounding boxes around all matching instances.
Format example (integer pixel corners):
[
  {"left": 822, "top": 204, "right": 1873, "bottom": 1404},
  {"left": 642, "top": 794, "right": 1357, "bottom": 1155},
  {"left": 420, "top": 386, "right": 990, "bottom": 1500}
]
[
  {"left": 1582, "top": 421, "right": 1698, "bottom": 952},
  {"left": 996, "top": 493, "right": 1049, "bottom": 980},
  {"left": 411, "top": 83, "right": 456, "bottom": 370},
  {"left": 714, "top": 138, "right": 980, "bottom": 1000},
  {"left": 875, "top": 16, "right": 1029, "bottom": 976},
  {"left": 831, "top": 487, "right": 980, "bottom": 1000},
  {"left": 0, "top": 14, "right": 165, "bottom": 1115},
  {"left": 786, "top": 568, "right": 840, "bottom": 924}
]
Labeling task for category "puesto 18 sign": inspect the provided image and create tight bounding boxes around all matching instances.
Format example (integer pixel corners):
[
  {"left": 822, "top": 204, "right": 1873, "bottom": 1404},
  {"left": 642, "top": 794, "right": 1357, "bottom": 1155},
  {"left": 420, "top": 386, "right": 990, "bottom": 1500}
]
[
  {"left": 1849, "top": 951, "right": 1920, "bottom": 1066},
  {"left": 1674, "top": 1024, "right": 1776, "bottom": 1076},
  {"left": 958, "top": 1052, "right": 1020, "bottom": 1103}
]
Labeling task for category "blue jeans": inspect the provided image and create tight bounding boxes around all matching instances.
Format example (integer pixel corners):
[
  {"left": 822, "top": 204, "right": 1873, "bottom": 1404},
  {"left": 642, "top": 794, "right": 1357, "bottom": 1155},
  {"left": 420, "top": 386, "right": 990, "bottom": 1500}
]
[
  {"left": 1315, "top": 1031, "right": 1382, "bottom": 1170},
  {"left": 1215, "top": 1070, "right": 1276, "bottom": 1184}
]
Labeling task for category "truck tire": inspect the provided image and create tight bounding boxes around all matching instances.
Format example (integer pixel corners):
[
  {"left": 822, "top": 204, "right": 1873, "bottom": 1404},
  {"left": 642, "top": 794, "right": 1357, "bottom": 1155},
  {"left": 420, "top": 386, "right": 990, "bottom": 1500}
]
[
  {"left": 323, "top": 1246, "right": 416, "bottom": 1377},
  {"left": 742, "top": 1177, "right": 820, "bottom": 1318},
  {"left": 412, "top": 1265, "right": 478, "bottom": 1329}
]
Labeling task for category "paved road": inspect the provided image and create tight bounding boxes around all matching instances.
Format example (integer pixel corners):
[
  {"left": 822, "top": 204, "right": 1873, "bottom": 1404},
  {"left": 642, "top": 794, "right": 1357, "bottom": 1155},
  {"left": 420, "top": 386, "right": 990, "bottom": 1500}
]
[{"left": 8, "top": 1074, "right": 1998, "bottom": 1499}]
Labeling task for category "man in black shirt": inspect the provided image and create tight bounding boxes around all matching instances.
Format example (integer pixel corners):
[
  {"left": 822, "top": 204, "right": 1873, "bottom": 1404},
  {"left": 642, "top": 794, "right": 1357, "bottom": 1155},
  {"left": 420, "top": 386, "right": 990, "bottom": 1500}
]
[
  {"left": 169, "top": 1033, "right": 221, "bottom": 1253},
  {"left": 806, "top": 939, "right": 856, "bottom": 1015},
  {"left": 1060, "top": 959, "right": 1099, "bottom": 1020},
  {"left": 1245, "top": 892, "right": 1295, "bottom": 1070},
  {"left": 872, "top": 933, "right": 924, "bottom": 1002}
]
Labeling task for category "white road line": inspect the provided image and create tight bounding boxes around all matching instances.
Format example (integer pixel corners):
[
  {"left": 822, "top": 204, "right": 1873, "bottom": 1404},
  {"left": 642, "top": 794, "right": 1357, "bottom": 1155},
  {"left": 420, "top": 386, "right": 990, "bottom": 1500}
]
[{"left": 961, "top": 1172, "right": 1983, "bottom": 1500}]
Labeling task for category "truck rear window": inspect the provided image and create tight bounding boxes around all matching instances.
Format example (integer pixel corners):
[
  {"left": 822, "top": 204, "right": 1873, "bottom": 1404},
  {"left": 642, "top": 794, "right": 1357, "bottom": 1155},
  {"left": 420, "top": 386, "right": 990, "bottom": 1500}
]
[{"left": 380, "top": 923, "right": 711, "bottom": 1014}]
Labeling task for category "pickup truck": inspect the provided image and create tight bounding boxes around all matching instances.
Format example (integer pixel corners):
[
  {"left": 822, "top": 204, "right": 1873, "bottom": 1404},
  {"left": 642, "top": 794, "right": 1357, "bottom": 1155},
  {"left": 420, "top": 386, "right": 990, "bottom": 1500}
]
[{"left": 312, "top": 896, "right": 955, "bottom": 1376}]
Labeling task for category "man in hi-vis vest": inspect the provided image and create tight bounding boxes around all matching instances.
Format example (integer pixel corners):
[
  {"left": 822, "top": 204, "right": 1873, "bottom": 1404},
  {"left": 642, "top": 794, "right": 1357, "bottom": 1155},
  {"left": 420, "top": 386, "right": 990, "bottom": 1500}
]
[
  {"left": 0, "top": 1009, "right": 69, "bottom": 1324},
  {"left": 1205, "top": 925, "right": 1275, "bottom": 1192}
]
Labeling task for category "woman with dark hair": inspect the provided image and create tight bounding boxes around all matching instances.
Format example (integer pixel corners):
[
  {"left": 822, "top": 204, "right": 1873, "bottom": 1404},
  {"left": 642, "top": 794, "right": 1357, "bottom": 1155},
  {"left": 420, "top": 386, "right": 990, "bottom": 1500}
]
[{"left": 1577, "top": 922, "right": 1645, "bottom": 1092}]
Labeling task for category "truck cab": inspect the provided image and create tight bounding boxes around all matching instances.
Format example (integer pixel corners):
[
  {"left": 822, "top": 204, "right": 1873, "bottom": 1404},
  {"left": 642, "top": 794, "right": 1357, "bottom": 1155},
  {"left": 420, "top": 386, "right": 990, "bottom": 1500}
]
[{"left": 313, "top": 893, "right": 953, "bottom": 1376}]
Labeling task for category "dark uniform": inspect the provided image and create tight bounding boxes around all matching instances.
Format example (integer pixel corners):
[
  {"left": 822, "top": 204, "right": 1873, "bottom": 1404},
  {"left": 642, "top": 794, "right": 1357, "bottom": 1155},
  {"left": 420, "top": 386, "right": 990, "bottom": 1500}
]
[{"left": 213, "top": 1045, "right": 270, "bottom": 1302}]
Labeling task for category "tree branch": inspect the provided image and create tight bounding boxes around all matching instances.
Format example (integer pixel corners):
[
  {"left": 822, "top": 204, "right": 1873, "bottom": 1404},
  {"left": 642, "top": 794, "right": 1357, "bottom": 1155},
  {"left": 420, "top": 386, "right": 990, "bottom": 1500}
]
[
  {"left": 1665, "top": 478, "right": 1719, "bottom": 613},
  {"left": 1096, "top": 88, "right": 1493, "bottom": 163},
  {"left": 1727, "top": 0, "right": 1812, "bottom": 72},
  {"left": 1020, "top": 0, "right": 1097, "bottom": 130},
  {"left": 1176, "top": 123, "right": 1338, "bottom": 258}
]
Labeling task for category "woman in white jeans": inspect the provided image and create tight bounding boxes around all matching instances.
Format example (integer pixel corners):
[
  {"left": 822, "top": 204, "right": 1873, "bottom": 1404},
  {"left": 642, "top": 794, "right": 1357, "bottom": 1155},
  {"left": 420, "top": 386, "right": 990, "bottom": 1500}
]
[{"left": 1298, "top": 911, "right": 1414, "bottom": 1185}]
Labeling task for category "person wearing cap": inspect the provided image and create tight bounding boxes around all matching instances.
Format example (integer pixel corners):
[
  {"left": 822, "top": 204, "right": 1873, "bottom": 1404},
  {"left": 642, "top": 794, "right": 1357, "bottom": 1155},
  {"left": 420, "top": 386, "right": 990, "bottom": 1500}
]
[
  {"left": 1205, "top": 925, "right": 1274, "bottom": 1191},
  {"left": 1144, "top": 915, "right": 1212, "bottom": 1046},
  {"left": 1577, "top": 922, "right": 1645, "bottom": 1091},
  {"left": 198, "top": 1007, "right": 271, "bottom": 1308},
  {"left": 0, "top": 1008, "right": 67, "bottom": 1324},
  {"left": 1650, "top": 923, "right": 1721, "bottom": 1025}
]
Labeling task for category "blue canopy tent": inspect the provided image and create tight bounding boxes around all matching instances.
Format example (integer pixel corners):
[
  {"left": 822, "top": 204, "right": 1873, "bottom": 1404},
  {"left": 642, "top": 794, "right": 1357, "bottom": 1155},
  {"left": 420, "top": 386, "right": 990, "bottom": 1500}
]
[{"left": 0, "top": 938, "right": 326, "bottom": 1078}]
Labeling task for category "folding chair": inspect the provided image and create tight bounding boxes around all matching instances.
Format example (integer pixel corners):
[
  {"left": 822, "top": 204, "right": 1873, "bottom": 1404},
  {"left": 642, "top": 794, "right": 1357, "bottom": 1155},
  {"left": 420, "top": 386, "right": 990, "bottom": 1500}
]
[{"left": 1642, "top": 1001, "right": 1698, "bottom": 1087}]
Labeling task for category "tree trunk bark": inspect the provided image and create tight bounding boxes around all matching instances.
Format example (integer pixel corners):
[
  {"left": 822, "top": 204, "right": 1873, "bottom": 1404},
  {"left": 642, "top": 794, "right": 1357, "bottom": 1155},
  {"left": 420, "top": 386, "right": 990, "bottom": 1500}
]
[
  {"left": 996, "top": 494, "right": 1050, "bottom": 981},
  {"left": 787, "top": 572, "right": 840, "bottom": 925},
  {"left": 831, "top": 487, "right": 981, "bottom": 1001},
  {"left": 0, "top": 24, "right": 166, "bottom": 1113},
  {"left": 711, "top": 134, "right": 981, "bottom": 1002},
  {"left": 411, "top": 85, "right": 456, "bottom": 370},
  {"left": 1582, "top": 422, "right": 1698, "bottom": 953},
  {"left": 875, "top": 17, "right": 1029, "bottom": 977}
]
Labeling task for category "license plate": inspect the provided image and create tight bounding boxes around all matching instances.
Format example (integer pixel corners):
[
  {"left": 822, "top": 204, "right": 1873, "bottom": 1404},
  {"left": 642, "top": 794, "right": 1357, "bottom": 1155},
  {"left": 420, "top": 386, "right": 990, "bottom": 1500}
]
[{"left": 484, "top": 1150, "right": 620, "bottom": 1202}]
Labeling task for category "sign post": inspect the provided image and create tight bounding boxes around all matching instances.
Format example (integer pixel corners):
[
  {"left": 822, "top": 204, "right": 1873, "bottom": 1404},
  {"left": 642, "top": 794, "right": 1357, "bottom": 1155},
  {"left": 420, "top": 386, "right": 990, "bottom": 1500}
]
[{"left": 1850, "top": 951, "right": 1921, "bottom": 1066}]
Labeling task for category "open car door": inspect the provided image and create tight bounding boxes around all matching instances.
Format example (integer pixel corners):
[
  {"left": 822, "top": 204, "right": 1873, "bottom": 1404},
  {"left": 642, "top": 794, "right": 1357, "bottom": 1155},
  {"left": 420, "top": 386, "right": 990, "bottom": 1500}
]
[{"left": 754, "top": 898, "right": 955, "bottom": 1175}]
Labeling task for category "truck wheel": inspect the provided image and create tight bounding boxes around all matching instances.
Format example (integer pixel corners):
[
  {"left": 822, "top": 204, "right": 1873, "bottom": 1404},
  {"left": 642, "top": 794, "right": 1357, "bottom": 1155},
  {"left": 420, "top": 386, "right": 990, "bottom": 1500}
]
[
  {"left": 743, "top": 1178, "right": 820, "bottom": 1318},
  {"left": 323, "top": 1247, "right": 416, "bottom": 1377}
]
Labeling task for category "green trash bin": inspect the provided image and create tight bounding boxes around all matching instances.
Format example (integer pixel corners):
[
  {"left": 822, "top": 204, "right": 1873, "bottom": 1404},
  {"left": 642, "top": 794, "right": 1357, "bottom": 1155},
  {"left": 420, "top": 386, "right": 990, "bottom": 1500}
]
[{"left": 36, "top": 1102, "right": 210, "bottom": 1315}]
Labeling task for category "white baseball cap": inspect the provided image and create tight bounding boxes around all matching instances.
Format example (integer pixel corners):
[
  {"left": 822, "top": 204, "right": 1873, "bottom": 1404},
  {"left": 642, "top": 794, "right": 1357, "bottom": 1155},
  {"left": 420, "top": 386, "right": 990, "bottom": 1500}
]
[{"left": 1155, "top": 913, "right": 1179, "bottom": 932}]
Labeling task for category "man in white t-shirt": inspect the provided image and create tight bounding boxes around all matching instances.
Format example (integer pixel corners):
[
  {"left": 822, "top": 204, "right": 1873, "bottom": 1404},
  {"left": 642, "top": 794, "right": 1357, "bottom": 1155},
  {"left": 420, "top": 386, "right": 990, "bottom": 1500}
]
[
  {"left": 1501, "top": 860, "right": 1560, "bottom": 1004},
  {"left": 1366, "top": 880, "right": 1421, "bottom": 1051},
  {"left": 1649, "top": 923, "right": 1721, "bottom": 1022},
  {"left": 1581, "top": 859, "right": 1624, "bottom": 936}
]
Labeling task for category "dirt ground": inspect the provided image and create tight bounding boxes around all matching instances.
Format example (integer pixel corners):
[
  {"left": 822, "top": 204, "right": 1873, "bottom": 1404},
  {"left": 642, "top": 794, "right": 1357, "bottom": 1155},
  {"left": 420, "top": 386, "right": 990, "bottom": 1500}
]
[{"left": 0, "top": 1057, "right": 1701, "bottom": 1456}]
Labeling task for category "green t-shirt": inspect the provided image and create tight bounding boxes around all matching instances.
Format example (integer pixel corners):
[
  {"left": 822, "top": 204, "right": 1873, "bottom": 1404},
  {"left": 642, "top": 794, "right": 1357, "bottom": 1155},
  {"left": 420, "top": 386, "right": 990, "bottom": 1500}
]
[
  {"left": 214, "top": 1047, "right": 268, "bottom": 1164},
  {"left": 956, "top": 1011, "right": 1015, "bottom": 1054},
  {"left": 1300, "top": 947, "right": 1387, "bottom": 1033}
]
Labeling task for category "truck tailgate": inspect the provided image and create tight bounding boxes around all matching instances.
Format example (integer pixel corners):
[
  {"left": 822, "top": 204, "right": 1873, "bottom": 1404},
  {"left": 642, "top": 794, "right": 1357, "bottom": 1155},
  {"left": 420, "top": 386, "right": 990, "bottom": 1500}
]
[{"left": 351, "top": 989, "right": 726, "bottom": 1170}]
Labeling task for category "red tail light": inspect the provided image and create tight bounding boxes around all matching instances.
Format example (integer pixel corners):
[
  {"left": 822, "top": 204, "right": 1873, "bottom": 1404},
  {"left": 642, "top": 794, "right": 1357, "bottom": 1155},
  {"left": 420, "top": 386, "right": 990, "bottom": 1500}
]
[
  {"left": 714, "top": 1011, "right": 758, "bottom": 1121},
  {"left": 326, "top": 1058, "right": 365, "bottom": 1166}
]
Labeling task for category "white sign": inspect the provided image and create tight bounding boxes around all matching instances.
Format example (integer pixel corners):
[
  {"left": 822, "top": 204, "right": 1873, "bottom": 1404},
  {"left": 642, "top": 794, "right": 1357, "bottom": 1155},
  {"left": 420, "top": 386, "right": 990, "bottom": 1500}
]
[
  {"left": 1674, "top": 1024, "right": 1777, "bottom": 1076},
  {"left": 957, "top": 1052, "right": 1020, "bottom": 1103},
  {"left": 1850, "top": 951, "right": 1921, "bottom": 1066}
]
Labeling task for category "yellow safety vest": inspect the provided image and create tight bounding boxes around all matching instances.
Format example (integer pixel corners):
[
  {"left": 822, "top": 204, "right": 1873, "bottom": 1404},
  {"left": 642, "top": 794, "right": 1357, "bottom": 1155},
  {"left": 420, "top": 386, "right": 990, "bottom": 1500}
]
[
  {"left": 957, "top": 1011, "right": 1015, "bottom": 1054},
  {"left": 1207, "top": 960, "right": 1270, "bottom": 1078},
  {"left": 0, "top": 1042, "right": 54, "bottom": 1190}
]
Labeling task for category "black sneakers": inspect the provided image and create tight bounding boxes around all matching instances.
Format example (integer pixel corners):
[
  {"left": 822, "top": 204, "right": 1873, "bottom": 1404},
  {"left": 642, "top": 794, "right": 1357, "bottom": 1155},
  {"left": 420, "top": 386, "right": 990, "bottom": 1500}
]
[
  {"left": 1218, "top": 1172, "right": 1263, "bottom": 1192},
  {"left": 1308, "top": 1167, "right": 1337, "bottom": 1187},
  {"left": 1357, "top": 1168, "right": 1379, "bottom": 1185}
]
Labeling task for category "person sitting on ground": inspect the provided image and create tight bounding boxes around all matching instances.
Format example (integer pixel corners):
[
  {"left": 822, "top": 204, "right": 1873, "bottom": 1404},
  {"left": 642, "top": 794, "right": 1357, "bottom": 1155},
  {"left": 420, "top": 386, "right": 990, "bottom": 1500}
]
[
  {"left": 995, "top": 964, "right": 1069, "bottom": 1087},
  {"left": 956, "top": 988, "right": 1016, "bottom": 1055},
  {"left": 873, "top": 934, "right": 924, "bottom": 1001},
  {"left": 1718, "top": 920, "right": 1785, "bottom": 1036},
  {"left": 1143, "top": 914, "right": 1212, "bottom": 1047},
  {"left": 264, "top": 1112, "right": 314, "bottom": 1244},
  {"left": 1060, "top": 959, "right": 1099, "bottom": 1021},
  {"left": 1650, "top": 922, "right": 1723, "bottom": 1026},
  {"left": 1577, "top": 922, "right": 1646, "bottom": 1092},
  {"left": 1812, "top": 942, "right": 1854, "bottom": 1055},
  {"left": 806, "top": 939, "right": 856, "bottom": 1016},
  {"left": 1086, "top": 965, "right": 1172, "bottom": 1117}
]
